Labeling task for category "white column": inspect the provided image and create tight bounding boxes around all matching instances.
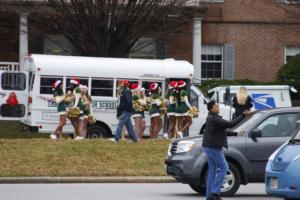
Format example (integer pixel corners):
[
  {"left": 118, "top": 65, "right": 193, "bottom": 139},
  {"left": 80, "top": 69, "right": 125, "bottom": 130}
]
[
  {"left": 19, "top": 12, "right": 28, "bottom": 71},
  {"left": 192, "top": 18, "right": 202, "bottom": 84}
]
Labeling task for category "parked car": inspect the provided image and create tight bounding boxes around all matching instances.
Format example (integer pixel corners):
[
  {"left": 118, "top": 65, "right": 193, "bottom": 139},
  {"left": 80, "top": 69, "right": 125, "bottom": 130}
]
[
  {"left": 265, "top": 126, "right": 300, "bottom": 200},
  {"left": 165, "top": 107, "right": 300, "bottom": 196}
]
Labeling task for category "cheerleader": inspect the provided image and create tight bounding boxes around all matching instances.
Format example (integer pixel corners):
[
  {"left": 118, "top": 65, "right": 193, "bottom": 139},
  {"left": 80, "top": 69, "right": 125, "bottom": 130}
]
[
  {"left": 81, "top": 85, "right": 92, "bottom": 138},
  {"left": 149, "top": 82, "right": 162, "bottom": 139},
  {"left": 50, "top": 80, "right": 66, "bottom": 140},
  {"left": 68, "top": 77, "right": 84, "bottom": 140},
  {"left": 175, "top": 80, "right": 192, "bottom": 138},
  {"left": 139, "top": 87, "right": 147, "bottom": 137},
  {"left": 163, "top": 81, "right": 178, "bottom": 139},
  {"left": 131, "top": 84, "right": 146, "bottom": 140}
]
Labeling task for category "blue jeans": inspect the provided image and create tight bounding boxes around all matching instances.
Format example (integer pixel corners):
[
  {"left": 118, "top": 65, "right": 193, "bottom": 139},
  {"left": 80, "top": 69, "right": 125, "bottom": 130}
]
[
  {"left": 115, "top": 111, "right": 137, "bottom": 142},
  {"left": 203, "top": 147, "right": 229, "bottom": 197}
]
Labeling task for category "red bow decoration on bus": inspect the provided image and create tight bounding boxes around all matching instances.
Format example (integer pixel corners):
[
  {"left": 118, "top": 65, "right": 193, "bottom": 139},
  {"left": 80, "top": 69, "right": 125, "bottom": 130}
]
[{"left": 6, "top": 92, "right": 19, "bottom": 106}]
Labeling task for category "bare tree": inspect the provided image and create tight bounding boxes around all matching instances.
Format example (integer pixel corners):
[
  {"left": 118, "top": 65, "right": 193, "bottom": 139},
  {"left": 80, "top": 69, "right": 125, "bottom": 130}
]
[{"left": 26, "top": 0, "right": 199, "bottom": 57}]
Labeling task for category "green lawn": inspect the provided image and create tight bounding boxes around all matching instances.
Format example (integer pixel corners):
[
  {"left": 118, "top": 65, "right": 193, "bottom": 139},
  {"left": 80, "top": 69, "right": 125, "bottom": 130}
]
[{"left": 0, "top": 122, "right": 170, "bottom": 177}]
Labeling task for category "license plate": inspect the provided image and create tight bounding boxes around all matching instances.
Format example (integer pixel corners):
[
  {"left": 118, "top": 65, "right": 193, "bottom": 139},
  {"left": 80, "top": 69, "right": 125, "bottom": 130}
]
[{"left": 270, "top": 177, "right": 278, "bottom": 189}]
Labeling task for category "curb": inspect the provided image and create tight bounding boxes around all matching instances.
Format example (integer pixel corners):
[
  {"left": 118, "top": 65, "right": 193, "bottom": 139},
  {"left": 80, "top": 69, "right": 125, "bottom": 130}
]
[{"left": 0, "top": 176, "right": 176, "bottom": 184}]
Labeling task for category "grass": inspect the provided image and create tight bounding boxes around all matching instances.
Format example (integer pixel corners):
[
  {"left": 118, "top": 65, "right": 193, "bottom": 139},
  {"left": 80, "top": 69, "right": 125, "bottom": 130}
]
[{"left": 0, "top": 122, "right": 171, "bottom": 177}]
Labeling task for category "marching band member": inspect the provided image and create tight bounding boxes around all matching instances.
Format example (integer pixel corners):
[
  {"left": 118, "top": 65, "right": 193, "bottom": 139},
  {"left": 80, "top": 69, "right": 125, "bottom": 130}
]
[
  {"left": 50, "top": 80, "right": 66, "bottom": 140},
  {"left": 175, "top": 80, "right": 192, "bottom": 138},
  {"left": 149, "top": 82, "right": 162, "bottom": 139},
  {"left": 163, "top": 81, "right": 178, "bottom": 139}
]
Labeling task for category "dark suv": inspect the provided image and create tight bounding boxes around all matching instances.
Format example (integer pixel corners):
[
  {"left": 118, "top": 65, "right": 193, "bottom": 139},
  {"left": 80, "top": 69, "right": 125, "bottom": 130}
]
[{"left": 165, "top": 107, "right": 300, "bottom": 196}]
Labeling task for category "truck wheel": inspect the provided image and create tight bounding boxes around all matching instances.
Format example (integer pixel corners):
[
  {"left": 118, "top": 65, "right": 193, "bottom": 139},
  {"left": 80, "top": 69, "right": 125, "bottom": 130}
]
[
  {"left": 203, "top": 162, "right": 241, "bottom": 197},
  {"left": 87, "top": 124, "right": 110, "bottom": 139},
  {"left": 188, "top": 183, "right": 205, "bottom": 195}
]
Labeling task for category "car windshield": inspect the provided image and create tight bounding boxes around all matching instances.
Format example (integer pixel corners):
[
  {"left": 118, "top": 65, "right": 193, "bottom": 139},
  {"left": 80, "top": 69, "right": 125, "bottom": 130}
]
[
  {"left": 229, "top": 112, "right": 264, "bottom": 133},
  {"left": 294, "top": 129, "right": 300, "bottom": 140}
]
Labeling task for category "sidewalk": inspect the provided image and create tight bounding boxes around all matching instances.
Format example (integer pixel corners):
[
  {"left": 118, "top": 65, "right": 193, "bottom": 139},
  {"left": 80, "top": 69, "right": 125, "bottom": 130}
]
[{"left": 0, "top": 176, "right": 176, "bottom": 184}]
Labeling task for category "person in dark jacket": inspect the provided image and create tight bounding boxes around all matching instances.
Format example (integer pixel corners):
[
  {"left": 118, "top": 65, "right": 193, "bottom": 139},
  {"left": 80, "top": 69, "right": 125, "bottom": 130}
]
[
  {"left": 109, "top": 80, "right": 138, "bottom": 143},
  {"left": 202, "top": 100, "right": 249, "bottom": 200},
  {"left": 232, "top": 86, "right": 253, "bottom": 118}
]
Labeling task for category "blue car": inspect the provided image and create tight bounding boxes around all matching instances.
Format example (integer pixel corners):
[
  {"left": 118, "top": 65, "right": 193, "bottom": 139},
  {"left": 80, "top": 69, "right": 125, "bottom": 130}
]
[{"left": 265, "top": 127, "right": 300, "bottom": 200}]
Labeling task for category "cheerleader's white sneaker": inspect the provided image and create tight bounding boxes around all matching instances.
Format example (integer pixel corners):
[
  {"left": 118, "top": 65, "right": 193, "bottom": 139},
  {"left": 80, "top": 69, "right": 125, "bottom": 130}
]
[
  {"left": 177, "top": 132, "right": 183, "bottom": 138},
  {"left": 163, "top": 133, "right": 169, "bottom": 139},
  {"left": 50, "top": 134, "right": 57, "bottom": 140},
  {"left": 74, "top": 136, "right": 83, "bottom": 140}
]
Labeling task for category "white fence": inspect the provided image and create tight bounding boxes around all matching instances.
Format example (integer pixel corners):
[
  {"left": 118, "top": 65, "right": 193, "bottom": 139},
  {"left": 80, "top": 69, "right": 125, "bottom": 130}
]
[{"left": 0, "top": 62, "right": 20, "bottom": 71}]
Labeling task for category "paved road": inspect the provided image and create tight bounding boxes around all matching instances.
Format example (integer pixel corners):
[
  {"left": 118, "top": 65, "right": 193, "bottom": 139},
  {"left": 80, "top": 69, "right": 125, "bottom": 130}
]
[{"left": 0, "top": 183, "right": 277, "bottom": 200}]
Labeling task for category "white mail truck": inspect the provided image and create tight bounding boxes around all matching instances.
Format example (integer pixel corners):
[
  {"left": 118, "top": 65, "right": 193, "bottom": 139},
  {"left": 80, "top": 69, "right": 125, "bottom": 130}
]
[
  {"left": 0, "top": 54, "right": 226, "bottom": 137},
  {"left": 208, "top": 85, "right": 296, "bottom": 118}
]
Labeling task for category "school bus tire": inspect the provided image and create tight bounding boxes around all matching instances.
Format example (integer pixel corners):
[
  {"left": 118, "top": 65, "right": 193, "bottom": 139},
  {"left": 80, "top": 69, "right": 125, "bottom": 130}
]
[{"left": 87, "top": 123, "right": 111, "bottom": 139}]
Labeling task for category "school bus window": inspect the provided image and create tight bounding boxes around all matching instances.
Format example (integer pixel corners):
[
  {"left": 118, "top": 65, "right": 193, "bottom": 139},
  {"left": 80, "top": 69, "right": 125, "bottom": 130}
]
[
  {"left": 142, "top": 81, "right": 162, "bottom": 97},
  {"left": 1, "top": 73, "right": 26, "bottom": 90},
  {"left": 91, "top": 79, "right": 113, "bottom": 97},
  {"left": 29, "top": 72, "right": 35, "bottom": 91},
  {"left": 66, "top": 77, "right": 88, "bottom": 92},
  {"left": 40, "top": 76, "right": 63, "bottom": 94},
  {"left": 116, "top": 79, "right": 138, "bottom": 95}
]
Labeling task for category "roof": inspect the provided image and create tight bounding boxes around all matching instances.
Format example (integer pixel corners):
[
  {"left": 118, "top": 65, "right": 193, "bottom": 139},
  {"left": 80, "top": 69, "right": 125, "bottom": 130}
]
[
  {"left": 24, "top": 54, "right": 194, "bottom": 80},
  {"left": 208, "top": 85, "right": 291, "bottom": 93}
]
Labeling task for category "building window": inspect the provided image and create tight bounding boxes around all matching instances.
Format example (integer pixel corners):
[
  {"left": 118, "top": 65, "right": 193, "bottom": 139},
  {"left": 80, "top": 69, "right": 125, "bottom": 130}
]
[
  {"left": 201, "top": 45, "right": 223, "bottom": 79},
  {"left": 285, "top": 47, "right": 300, "bottom": 64},
  {"left": 91, "top": 79, "right": 114, "bottom": 97},
  {"left": 44, "top": 35, "right": 72, "bottom": 55},
  {"left": 285, "top": 0, "right": 300, "bottom": 3},
  {"left": 130, "top": 38, "right": 157, "bottom": 59}
]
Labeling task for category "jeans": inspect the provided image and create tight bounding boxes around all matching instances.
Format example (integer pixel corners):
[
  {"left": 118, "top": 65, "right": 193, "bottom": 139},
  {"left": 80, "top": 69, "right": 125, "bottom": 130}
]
[
  {"left": 115, "top": 111, "right": 137, "bottom": 142},
  {"left": 203, "top": 147, "right": 229, "bottom": 197}
]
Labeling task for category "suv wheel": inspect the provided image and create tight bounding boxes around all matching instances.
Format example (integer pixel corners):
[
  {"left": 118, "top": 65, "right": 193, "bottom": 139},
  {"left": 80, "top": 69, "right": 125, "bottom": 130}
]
[
  {"left": 188, "top": 183, "right": 205, "bottom": 195},
  {"left": 221, "top": 163, "right": 241, "bottom": 196}
]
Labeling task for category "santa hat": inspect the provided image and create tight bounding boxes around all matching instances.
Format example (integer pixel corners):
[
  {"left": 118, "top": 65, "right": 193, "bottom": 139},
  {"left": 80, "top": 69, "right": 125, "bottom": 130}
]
[
  {"left": 177, "top": 80, "right": 186, "bottom": 88},
  {"left": 118, "top": 79, "right": 129, "bottom": 87},
  {"left": 150, "top": 82, "right": 158, "bottom": 91},
  {"left": 140, "top": 87, "right": 145, "bottom": 93},
  {"left": 80, "top": 85, "right": 88, "bottom": 91},
  {"left": 168, "top": 81, "right": 178, "bottom": 89},
  {"left": 70, "top": 77, "right": 80, "bottom": 85},
  {"left": 52, "top": 80, "right": 62, "bottom": 88},
  {"left": 131, "top": 83, "right": 141, "bottom": 91}
]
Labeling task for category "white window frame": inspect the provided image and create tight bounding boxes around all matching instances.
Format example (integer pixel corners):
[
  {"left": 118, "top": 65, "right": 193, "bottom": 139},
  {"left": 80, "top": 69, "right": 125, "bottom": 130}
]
[
  {"left": 201, "top": 45, "right": 223, "bottom": 80},
  {"left": 284, "top": 47, "right": 300, "bottom": 64},
  {"left": 284, "top": 0, "right": 300, "bottom": 4}
]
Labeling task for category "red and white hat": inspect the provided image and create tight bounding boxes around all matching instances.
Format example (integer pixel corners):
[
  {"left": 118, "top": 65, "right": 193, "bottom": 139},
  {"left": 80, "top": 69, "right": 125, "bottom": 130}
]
[
  {"left": 70, "top": 77, "right": 80, "bottom": 85},
  {"left": 118, "top": 79, "right": 129, "bottom": 87},
  {"left": 177, "top": 80, "right": 186, "bottom": 88},
  {"left": 52, "top": 80, "right": 62, "bottom": 88},
  {"left": 168, "top": 81, "right": 178, "bottom": 89},
  {"left": 150, "top": 82, "right": 158, "bottom": 91},
  {"left": 131, "top": 83, "right": 141, "bottom": 91},
  {"left": 80, "top": 85, "right": 88, "bottom": 91}
]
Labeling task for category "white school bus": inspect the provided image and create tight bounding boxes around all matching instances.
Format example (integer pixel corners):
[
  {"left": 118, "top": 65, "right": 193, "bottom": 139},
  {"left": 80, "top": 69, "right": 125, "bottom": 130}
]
[{"left": 0, "top": 54, "right": 230, "bottom": 137}]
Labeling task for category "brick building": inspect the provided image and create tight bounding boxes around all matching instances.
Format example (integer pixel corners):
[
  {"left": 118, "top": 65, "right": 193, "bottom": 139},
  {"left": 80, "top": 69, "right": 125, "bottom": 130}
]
[{"left": 1, "top": 0, "right": 300, "bottom": 82}]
